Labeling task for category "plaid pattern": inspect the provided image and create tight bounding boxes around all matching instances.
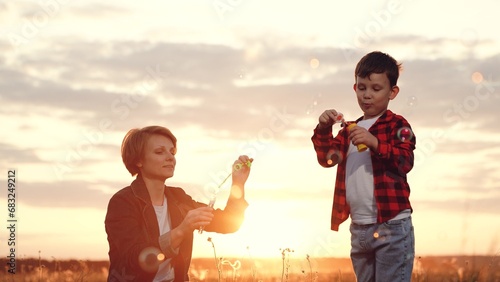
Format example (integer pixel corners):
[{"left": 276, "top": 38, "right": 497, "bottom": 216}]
[{"left": 311, "top": 110, "right": 416, "bottom": 231}]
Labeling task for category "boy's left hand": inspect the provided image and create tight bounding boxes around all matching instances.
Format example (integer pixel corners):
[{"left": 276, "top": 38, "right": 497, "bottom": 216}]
[{"left": 349, "top": 126, "right": 378, "bottom": 151}]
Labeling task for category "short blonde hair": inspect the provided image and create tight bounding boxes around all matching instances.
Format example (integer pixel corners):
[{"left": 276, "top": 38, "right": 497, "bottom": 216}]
[{"left": 121, "top": 126, "right": 177, "bottom": 176}]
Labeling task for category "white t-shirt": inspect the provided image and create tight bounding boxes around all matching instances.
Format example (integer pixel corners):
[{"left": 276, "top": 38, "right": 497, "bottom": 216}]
[
  {"left": 346, "top": 116, "right": 379, "bottom": 225},
  {"left": 346, "top": 116, "right": 411, "bottom": 224},
  {"left": 153, "top": 196, "right": 174, "bottom": 282}
]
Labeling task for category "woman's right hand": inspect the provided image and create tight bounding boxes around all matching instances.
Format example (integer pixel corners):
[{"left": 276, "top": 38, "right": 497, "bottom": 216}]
[
  {"left": 179, "top": 206, "right": 214, "bottom": 233},
  {"left": 169, "top": 206, "right": 214, "bottom": 249}
]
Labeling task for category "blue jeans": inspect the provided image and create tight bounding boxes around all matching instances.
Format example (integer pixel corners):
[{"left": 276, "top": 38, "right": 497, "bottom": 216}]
[{"left": 349, "top": 216, "right": 415, "bottom": 282}]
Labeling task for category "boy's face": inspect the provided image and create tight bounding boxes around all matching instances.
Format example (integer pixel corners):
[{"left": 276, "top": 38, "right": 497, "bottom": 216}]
[{"left": 353, "top": 73, "right": 399, "bottom": 119}]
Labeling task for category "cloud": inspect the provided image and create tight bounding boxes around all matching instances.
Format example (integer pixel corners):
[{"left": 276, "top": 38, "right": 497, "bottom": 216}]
[
  {"left": 0, "top": 142, "right": 43, "bottom": 164},
  {"left": 414, "top": 195, "right": 500, "bottom": 215},
  {"left": 66, "top": 3, "right": 131, "bottom": 19},
  {"left": 2, "top": 37, "right": 499, "bottom": 134},
  {"left": 1, "top": 36, "right": 498, "bottom": 158},
  {"left": 4, "top": 176, "right": 333, "bottom": 210},
  {"left": 2, "top": 36, "right": 500, "bottom": 207},
  {"left": 6, "top": 180, "right": 122, "bottom": 209}
]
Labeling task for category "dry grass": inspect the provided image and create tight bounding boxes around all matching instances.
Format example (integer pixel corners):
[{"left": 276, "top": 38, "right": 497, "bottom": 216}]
[{"left": 1, "top": 255, "right": 498, "bottom": 281}]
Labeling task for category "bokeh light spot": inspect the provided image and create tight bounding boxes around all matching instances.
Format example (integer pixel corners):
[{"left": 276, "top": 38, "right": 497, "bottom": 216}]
[
  {"left": 310, "top": 58, "right": 320, "bottom": 69},
  {"left": 231, "top": 187, "right": 243, "bottom": 199},
  {"left": 373, "top": 232, "right": 379, "bottom": 239},
  {"left": 157, "top": 253, "right": 165, "bottom": 261},
  {"left": 471, "top": 72, "right": 483, "bottom": 84}
]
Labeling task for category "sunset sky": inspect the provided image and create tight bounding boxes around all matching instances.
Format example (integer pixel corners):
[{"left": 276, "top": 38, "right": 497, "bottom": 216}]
[{"left": 1, "top": 0, "right": 499, "bottom": 261}]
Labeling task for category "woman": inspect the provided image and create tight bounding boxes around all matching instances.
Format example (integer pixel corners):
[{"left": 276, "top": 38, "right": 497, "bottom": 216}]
[{"left": 105, "top": 126, "right": 251, "bottom": 281}]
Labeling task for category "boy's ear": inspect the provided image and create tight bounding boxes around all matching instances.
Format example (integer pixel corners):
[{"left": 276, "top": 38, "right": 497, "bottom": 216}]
[
  {"left": 389, "top": 85, "right": 399, "bottom": 100},
  {"left": 353, "top": 83, "right": 357, "bottom": 91}
]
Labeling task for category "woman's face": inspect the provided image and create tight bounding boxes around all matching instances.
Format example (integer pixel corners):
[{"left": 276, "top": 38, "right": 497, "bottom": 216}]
[{"left": 137, "top": 134, "right": 176, "bottom": 181}]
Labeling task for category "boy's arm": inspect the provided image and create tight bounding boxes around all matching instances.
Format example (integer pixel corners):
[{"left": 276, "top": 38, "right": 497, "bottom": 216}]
[
  {"left": 311, "top": 124, "right": 342, "bottom": 167},
  {"left": 373, "top": 119, "right": 416, "bottom": 175}
]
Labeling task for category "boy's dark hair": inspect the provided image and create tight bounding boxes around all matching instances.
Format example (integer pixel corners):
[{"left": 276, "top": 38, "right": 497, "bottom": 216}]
[{"left": 355, "top": 51, "right": 402, "bottom": 87}]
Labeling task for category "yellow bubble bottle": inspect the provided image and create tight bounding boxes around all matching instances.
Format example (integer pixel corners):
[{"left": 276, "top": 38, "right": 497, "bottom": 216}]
[{"left": 347, "top": 123, "right": 368, "bottom": 152}]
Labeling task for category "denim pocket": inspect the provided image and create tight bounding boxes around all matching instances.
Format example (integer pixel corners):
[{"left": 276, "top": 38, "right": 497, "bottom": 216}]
[
  {"left": 384, "top": 217, "right": 405, "bottom": 226},
  {"left": 384, "top": 216, "right": 412, "bottom": 236}
]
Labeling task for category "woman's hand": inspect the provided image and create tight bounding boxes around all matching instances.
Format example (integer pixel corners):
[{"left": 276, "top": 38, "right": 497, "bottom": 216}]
[
  {"left": 228, "top": 155, "right": 253, "bottom": 200},
  {"left": 178, "top": 206, "right": 214, "bottom": 233},
  {"left": 231, "top": 155, "right": 253, "bottom": 188},
  {"left": 169, "top": 207, "right": 214, "bottom": 249}
]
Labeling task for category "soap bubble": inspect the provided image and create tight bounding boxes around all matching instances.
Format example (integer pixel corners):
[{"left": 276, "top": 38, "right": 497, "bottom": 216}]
[
  {"left": 234, "top": 160, "right": 252, "bottom": 170},
  {"left": 306, "top": 93, "right": 322, "bottom": 115},
  {"left": 326, "top": 149, "right": 343, "bottom": 165},
  {"left": 407, "top": 96, "right": 418, "bottom": 107},
  {"left": 335, "top": 112, "right": 344, "bottom": 124},
  {"left": 238, "top": 68, "right": 246, "bottom": 79},
  {"left": 138, "top": 247, "right": 164, "bottom": 273},
  {"left": 460, "top": 28, "right": 478, "bottom": 47},
  {"left": 397, "top": 127, "right": 414, "bottom": 142}
]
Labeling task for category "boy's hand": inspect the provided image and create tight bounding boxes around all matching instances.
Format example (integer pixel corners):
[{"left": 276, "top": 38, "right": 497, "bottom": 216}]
[
  {"left": 348, "top": 126, "right": 378, "bottom": 151},
  {"left": 318, "top": 109, "right": 343, "bottom": 128}
]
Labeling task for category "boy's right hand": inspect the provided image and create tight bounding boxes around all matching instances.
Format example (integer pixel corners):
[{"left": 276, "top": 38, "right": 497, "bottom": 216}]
[{"left": 318, "top": 109, "right": 343, "bottom": 128}]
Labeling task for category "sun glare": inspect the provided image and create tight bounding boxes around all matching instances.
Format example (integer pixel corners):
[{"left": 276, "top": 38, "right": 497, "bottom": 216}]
[{"left": 235, "top": 201, "right": 317, "bottom": 258}]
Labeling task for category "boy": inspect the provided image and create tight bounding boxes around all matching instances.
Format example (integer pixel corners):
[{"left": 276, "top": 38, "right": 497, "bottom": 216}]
[{"left": 311, "top": 51, "right": 416, "bottom": 281}]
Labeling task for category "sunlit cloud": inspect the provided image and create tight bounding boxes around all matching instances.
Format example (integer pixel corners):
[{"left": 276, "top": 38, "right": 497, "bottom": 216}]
[{"left": 1, "top": 0, "right": 499, "bottom": 261}]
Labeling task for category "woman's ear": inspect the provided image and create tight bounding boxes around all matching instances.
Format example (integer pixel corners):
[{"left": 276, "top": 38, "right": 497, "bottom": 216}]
[{"left": 389, "top": 85, "right": 400, "bottom": 100}]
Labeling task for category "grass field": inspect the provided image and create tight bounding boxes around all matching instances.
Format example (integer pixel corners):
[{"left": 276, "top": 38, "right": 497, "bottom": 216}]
[{"left": 1, "top": 254, "right": 499, "bottom": 282}]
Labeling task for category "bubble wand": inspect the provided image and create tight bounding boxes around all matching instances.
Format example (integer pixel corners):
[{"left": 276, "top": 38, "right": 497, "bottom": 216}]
[
  {"left": 327, "top": 112, "right": 369, "bottom": 165},
  {"left": 198, "top": 160, "right": 252, "bottom": 234},
  {"left": 335, "top": 112, "right": 347, "bottom": 128},
  {"left": 336, "top": 112, "right": 367, "bottom": 152},
  {"left": 325, "top": 113, "right": 348, "bottom": 165}
]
